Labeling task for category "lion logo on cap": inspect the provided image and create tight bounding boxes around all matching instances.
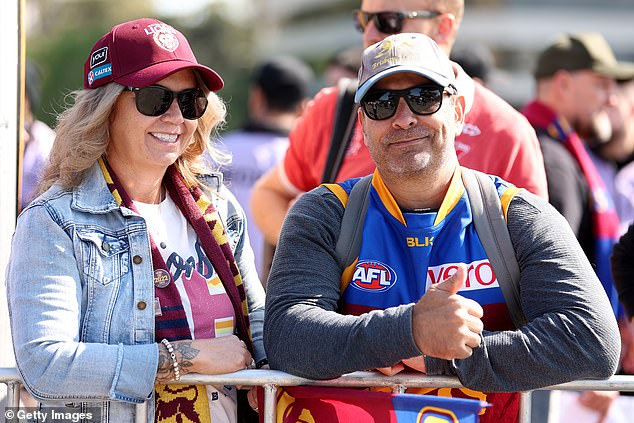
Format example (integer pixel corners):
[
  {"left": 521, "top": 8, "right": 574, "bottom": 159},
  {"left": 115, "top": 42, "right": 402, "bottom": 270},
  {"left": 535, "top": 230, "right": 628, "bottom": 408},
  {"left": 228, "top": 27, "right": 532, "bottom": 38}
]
[
  {"left": 371, "top": 38, "right": 414, "bottom": 71},
  {"left": 145, "top": 23, "right": 179, "bottom": 52}
]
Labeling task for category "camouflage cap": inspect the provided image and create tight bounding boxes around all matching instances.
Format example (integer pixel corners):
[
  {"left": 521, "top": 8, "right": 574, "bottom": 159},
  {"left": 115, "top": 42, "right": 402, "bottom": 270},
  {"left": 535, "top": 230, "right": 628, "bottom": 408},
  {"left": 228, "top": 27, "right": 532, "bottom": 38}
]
[{"left": 355, "top": 33, "right": 455, "bottom": 103}]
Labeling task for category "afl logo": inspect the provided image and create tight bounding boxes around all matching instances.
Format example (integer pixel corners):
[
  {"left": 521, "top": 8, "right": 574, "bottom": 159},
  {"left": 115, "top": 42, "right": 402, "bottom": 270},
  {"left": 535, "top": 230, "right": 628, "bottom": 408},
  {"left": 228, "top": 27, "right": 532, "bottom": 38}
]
[{"left": 351, "top": 260, "right": 397, "bottom": 292}]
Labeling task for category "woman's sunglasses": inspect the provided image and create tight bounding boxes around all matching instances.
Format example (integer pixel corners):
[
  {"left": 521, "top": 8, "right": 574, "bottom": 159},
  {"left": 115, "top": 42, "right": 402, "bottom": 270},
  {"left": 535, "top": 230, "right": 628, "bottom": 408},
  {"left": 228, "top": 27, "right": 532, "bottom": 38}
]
[
  {"left": 353, "top": 9, "right": 442, "bottom": 34},
  {"left": 125, "top": 85, "right": 208, "bottom": 120},
  {"left": 360, "top": 85, "right": 456, "bottom": 121}
]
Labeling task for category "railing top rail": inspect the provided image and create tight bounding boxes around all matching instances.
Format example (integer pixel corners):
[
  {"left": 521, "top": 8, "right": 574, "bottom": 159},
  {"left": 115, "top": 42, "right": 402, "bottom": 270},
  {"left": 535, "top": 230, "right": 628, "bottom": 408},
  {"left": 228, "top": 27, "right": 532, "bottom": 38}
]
[{"left": 2, "top": 368, "right": 634, "bottom": 391}]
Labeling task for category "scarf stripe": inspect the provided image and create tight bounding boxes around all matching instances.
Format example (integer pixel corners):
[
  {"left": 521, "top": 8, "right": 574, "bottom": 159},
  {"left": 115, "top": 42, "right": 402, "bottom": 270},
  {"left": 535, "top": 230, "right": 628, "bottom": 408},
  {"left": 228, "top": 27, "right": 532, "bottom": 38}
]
[
  {"left": 164, "top": 165, "right": 253, "bottom": 350},
  {"left": 98, "top": 157, "right": 253, "bottom": 423},
  {"left": 523, "top": 101, "right": 620, "bottom": 314}
]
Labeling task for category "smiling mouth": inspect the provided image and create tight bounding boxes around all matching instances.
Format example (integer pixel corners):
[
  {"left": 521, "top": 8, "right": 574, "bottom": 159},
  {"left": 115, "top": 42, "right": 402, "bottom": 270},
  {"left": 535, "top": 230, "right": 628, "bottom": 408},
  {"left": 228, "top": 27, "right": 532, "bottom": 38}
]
[
  {"left": 151, "top": 133, "right": 179, "bottom": 144},
  {"left": 389, "top": 137, "right": 426, "bottom": 147}
]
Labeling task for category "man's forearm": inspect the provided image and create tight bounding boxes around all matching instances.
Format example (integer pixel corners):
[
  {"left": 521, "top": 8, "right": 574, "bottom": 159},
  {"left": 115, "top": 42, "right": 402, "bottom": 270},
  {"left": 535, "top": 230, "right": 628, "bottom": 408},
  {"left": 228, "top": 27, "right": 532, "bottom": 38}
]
[
  {"left": 442, "top": 193, "right": 620, "bottom": 392},
  {"left": 251, "top": 166, "right": 295, "bottom": 245}
]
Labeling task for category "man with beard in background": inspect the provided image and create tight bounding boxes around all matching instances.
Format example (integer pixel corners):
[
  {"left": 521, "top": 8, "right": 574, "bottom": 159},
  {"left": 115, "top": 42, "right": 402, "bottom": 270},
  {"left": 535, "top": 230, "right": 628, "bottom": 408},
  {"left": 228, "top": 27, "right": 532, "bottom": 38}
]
[{"left": 523, "top": 32, "right": 634, "bottom": 422}]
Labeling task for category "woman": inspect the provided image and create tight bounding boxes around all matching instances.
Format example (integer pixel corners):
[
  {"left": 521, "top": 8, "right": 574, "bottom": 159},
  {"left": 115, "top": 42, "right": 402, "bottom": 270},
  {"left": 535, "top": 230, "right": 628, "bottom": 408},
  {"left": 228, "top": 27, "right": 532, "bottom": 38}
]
[{"left": 7, "top": 18, "right": 265, "bottom": 423}]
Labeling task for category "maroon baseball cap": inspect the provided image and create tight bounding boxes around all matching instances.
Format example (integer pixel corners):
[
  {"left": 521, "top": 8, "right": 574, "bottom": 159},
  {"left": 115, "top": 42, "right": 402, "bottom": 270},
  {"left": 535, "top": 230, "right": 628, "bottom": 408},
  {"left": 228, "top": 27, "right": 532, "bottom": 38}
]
[{"left": 84, "top": 18, "right": 223, "bottom": 91}]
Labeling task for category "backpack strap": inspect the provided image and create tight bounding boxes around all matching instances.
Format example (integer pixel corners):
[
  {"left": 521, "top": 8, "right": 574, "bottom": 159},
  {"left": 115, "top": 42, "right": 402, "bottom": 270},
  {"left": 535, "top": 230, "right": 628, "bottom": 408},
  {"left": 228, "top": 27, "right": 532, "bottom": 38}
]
[
  {"left": 461, "top": 167, "right": 527, "bottom": 328},
  {"left": 321, "top": 78, "right": 359, "bottom": 184},
  {"left": 335, "top": 175, "right": 373, "bottom": 270}
]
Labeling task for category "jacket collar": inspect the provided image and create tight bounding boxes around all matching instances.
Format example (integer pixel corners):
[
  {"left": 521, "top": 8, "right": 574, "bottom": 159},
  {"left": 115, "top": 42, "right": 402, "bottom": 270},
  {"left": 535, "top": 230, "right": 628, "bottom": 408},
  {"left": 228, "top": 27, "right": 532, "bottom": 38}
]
[
  {"left": 72, "top": 162, "right": 224, "bottom": 214},
  {"left": 73, "top": 162, "right": 122, "bottom": 214}
]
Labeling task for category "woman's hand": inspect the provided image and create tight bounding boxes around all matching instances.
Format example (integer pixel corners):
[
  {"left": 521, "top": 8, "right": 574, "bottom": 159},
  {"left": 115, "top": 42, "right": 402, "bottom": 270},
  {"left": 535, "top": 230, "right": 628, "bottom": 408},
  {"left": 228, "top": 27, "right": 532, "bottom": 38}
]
[
  {"left": 156, "top": 336, "right": 254, "bottom": 383},
  {"left": 246, "top": 387, "right": 259, "bottom": 412}
]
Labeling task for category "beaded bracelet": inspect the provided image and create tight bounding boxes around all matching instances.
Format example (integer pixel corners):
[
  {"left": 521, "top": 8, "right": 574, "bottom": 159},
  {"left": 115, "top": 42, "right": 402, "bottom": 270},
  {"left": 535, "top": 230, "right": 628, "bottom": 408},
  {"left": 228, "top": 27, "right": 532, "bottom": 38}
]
[{"left": 161, "top": 338, "right": 180, "bottom": 381}]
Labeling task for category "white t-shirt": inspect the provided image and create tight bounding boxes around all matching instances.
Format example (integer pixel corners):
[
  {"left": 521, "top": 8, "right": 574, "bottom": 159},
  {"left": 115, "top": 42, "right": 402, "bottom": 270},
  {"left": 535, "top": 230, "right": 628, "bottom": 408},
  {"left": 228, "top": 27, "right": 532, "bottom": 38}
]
[{"left": 136, "top": 195, "right": 237, "bottom": 423}]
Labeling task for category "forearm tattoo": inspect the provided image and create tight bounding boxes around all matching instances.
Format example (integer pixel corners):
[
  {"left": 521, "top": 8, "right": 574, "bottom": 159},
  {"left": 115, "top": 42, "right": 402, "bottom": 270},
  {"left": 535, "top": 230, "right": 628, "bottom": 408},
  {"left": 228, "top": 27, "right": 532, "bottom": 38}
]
[
  {"left": 156, "top": 344, "right": 173, "bottom": 383},
  {"left": 155, "top": 340, "right": 201, "bottom": 384}
]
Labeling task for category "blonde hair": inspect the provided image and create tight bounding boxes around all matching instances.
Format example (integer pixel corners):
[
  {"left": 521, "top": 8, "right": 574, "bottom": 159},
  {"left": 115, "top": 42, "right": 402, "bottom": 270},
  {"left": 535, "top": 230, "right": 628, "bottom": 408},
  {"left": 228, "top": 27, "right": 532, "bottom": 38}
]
[{"left": 39, "top": 75, "right": 229, "bottom": 193}]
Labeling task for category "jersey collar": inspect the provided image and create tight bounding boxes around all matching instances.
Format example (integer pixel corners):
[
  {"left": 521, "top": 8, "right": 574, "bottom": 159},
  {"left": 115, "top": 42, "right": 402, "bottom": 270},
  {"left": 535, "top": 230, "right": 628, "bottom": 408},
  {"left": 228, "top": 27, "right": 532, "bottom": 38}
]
[{"left": 372, "top": 166, "right": 465, "bottom": 227}]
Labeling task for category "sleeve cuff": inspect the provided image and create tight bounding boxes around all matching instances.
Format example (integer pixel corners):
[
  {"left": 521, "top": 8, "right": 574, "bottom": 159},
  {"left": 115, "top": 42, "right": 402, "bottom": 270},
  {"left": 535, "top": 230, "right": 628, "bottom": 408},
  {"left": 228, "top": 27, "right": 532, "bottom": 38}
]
[{"left": 110, "top": 343, "right": 158, "bottom": 403}]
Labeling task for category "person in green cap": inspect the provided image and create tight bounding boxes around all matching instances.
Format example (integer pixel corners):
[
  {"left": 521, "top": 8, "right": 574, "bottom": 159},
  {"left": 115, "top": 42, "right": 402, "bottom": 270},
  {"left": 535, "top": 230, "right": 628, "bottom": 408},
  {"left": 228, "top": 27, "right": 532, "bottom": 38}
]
[{"left": 523, "top": 31, "right": 634, "bottom": 422}]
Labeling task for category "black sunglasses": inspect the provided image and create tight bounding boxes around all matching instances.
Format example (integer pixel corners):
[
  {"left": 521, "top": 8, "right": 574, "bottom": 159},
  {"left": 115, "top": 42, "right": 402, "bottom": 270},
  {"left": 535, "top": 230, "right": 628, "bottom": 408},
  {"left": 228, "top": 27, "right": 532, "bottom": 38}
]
[
  {"left": 125, "top": 85, "right": 208, "bottom": 120},
  {"left": 360, "top": 85, "right": 456, "bottom": 121},
  {"left": 353, "top": 9, "right": 442, "bottom": 34}
]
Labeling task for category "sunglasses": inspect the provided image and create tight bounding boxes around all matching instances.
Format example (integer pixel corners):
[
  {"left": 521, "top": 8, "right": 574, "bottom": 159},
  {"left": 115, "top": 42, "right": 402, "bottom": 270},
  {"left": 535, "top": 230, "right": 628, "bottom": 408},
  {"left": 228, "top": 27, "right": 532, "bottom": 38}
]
[
  {"left": 360, "top": 85, "right": 456, "bottom": 121},
  {"left": 353, "top": 9, "right": 442, "bottom": 34},
  {"left": 125, "top": 85, "right": 208, "bottom": 120}
]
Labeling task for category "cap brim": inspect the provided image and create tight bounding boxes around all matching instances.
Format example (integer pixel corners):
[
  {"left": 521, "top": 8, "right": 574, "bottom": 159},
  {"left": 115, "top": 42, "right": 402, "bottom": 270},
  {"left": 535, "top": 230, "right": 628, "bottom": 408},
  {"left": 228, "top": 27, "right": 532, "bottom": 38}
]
[
  {"left": 594, "top": 62, "right": 634, "bottom": 81},
  {"left": 115, "top": 60, "right": 224, "bottom": 91},
  {"left": 354, "top": 66, "right": 451, "bottom": 103}
]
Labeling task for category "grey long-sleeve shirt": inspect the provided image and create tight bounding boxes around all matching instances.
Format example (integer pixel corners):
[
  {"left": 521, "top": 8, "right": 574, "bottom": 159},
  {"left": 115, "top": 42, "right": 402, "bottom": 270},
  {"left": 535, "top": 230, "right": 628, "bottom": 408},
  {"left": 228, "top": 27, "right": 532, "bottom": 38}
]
[{"left": 264, "top": 185, "right": 620, "bottom": 392}]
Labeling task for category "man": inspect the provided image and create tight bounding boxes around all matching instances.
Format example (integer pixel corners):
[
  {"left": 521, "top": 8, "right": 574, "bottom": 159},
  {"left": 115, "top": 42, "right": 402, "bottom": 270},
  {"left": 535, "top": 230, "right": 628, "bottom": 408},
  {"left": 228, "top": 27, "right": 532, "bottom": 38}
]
[
  {"left": 323, "top": 45, "right": 363, "bottom": 86},
  {"left": 221, "top": 56, "right": 313, "bottom": 279},
  {"left": 609, "top": 80, "right": 634, "bottom": 231},
  {"left": 251, "top": 0, "right": 548, "bottom": 246},
  {"left": 22, "top": 60, "right": 55, "bottom": 211},
  {"left": 522, "top": 33, "right": 634, "bottom": 314},
  {"left": 264, "top": 33, "right": 619, "bottom": 423},
  {"left": 523, "top": 35, "right": 634, "bottom": 420},
  {"left": 450, "top": 43, "right": 495, "bottom": 86}
]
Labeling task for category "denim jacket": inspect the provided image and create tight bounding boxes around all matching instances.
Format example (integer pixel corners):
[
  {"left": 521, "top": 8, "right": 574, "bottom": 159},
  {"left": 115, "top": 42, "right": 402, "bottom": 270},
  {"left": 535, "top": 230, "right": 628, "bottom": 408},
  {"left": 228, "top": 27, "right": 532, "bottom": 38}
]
[{"left": 6, "top": 163, "right": 266, "bottom": 422}]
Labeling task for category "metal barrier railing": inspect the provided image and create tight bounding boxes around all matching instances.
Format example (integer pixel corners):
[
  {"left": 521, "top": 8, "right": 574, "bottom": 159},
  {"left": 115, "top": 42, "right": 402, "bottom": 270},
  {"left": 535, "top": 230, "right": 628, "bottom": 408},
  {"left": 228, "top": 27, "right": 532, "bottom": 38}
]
[{"left": 2, "top": 367, "right": 634, "bottom": 423}]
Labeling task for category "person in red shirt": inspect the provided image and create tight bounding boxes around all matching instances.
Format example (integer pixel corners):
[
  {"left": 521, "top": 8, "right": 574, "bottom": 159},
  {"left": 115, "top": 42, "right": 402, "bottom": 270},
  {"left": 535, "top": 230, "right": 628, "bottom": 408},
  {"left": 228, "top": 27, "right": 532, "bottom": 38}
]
[{"left": 251, "top": 0, "right": 547, "bottom": 247}]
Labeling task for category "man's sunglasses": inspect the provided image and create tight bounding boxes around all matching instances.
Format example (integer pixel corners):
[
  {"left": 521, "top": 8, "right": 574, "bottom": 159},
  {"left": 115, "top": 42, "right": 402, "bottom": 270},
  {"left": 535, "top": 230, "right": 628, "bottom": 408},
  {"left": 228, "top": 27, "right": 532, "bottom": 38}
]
[
  {"left": 353, "top": 10, "right": 442, "bottom": 34},
  {"left": 360, "top": 85, "right": 456, "bottom": 121},
  {"left": 125, "top": 85, "right": 208, "bottom": 120}
]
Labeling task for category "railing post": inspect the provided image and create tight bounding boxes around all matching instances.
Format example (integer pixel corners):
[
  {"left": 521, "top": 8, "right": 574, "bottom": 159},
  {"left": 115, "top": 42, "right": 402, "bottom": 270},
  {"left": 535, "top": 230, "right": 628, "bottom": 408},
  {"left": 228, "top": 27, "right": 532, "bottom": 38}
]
[
  {"left": 135, "top": 402, "right": 148, "bottom": 423},
  {"left": 263, "top": 383, "right": 278, "bottom": 423},
  {"left": 7, "top": 382, "right": 20, "bottom": 408},
  {"left": 392, "top": 384, "right": 406, "bottom": 394},
  {"left": 518, "top": 391, "right": 532, "bottom": 423}
]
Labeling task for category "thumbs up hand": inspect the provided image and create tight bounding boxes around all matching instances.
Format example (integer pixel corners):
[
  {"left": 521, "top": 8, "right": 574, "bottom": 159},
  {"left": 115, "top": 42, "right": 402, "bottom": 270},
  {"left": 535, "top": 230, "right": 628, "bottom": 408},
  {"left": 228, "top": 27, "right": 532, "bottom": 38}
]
[{"left": 411, "top": 264, "right": 484, "bottom": 360}]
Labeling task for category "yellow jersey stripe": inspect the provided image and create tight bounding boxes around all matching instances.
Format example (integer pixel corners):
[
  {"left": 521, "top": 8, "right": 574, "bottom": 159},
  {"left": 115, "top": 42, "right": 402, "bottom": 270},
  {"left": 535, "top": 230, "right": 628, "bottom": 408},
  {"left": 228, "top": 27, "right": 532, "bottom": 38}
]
[
  {"left": 434, "top": 167, "right": 464, "bottom": 226},
  {"left": 500, "top": 186, "right": 521, "bottom": 222},
  {"left": 323, "top": 183, "right": 349, "bottom": 206}
]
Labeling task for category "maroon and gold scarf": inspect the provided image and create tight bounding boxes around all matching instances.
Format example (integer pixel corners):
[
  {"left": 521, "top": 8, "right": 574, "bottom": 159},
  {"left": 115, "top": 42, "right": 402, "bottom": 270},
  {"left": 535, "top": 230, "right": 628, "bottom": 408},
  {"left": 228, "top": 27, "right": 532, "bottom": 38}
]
[
  {"left": 98, "top": 157, "right": 253, "bottom": 422},
  {"left": 523, "top": 100, "right": 620, "bottom": 315}
]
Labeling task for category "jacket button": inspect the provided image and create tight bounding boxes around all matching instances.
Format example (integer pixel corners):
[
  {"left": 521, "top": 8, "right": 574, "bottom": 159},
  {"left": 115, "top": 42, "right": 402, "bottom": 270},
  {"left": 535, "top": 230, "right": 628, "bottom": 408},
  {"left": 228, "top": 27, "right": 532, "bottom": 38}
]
[
  {"left": 102, "top": 241, "right": 110, "bottom": 252},
  {"left": 133, "top": 255, "right": 142, "bottom": 264},
  {"left": 137, "top": 301, "right": 147, "bottom": 310}
]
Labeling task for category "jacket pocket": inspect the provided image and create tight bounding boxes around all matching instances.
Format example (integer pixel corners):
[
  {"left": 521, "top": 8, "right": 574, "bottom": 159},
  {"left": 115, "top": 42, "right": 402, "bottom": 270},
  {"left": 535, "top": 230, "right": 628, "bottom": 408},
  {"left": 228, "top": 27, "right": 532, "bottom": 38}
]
[{"left": 77, "top": 229, "right": 130, "bottom": 285}]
